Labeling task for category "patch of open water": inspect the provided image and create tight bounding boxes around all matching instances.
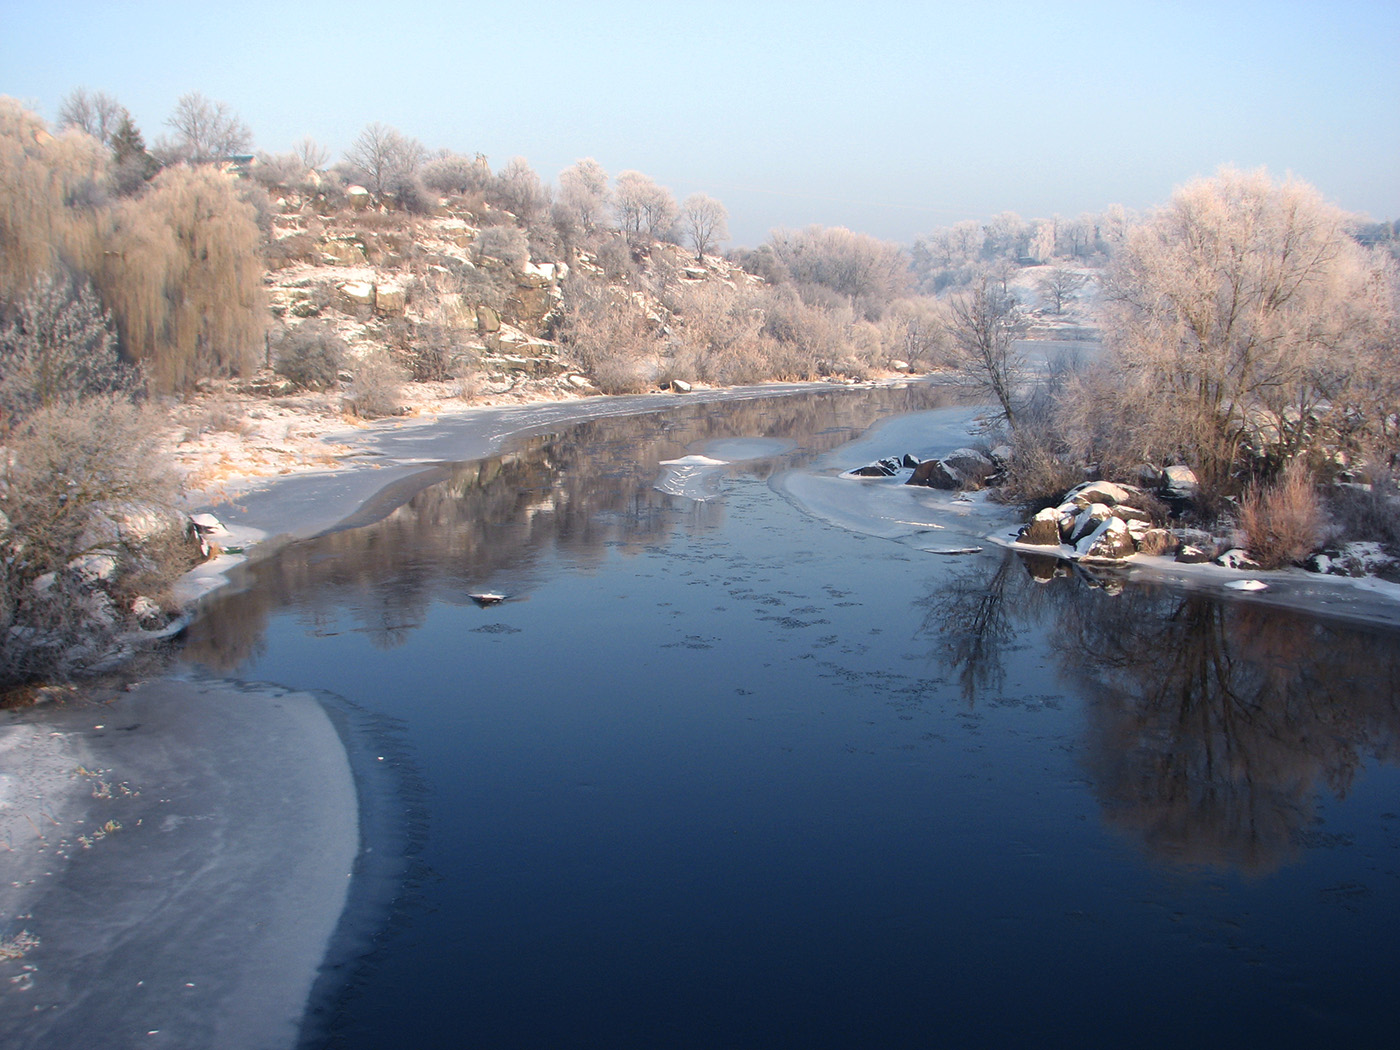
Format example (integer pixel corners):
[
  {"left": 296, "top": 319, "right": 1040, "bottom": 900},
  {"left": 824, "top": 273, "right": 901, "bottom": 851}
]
[{"left": 184, "top": 384, "right": 1400, "bottom": 1049}]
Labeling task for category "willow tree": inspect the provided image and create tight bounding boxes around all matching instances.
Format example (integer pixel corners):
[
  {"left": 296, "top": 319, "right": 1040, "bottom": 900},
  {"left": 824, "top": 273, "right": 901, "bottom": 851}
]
[
  {"left": 93, "top": 165, "right": 265, "bottom": 391},
  {"left": 0, "top": 97, "right": 107, "bottom": 298},
  {"left": 1102, "top": 167, "right": 1393, "bottom": 495}
]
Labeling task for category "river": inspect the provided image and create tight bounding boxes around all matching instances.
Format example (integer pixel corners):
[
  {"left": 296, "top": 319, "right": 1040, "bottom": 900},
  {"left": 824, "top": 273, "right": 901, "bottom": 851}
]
[{"left": 183, "top": 383, "right": 1400, "bottom": 1049}]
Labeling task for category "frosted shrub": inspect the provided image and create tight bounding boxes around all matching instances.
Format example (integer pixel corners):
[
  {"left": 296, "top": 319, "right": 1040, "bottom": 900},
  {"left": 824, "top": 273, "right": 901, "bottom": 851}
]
[
  {"left": 343, "top": 350, "right": 405, "bottom": 418},
  {"left": 1238, "top": 462, "right": 1322, "bottom": 568}
]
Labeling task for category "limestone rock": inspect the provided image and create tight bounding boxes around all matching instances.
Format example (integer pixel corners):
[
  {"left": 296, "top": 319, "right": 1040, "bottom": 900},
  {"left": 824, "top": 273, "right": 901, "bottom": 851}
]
[
  {"left": 476, "top": 305, "right": 501, "bottom": 333},
  {"left": 338, "top": 281, "right": 375, "bottom": 310},
  {"left": 375, "top": 282, "right": 407, "bottom": 316}
]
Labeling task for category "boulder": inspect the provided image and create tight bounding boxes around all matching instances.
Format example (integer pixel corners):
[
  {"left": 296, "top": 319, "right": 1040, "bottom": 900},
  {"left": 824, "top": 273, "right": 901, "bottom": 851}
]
[
  {"left": 1113, "top": 504, "right": 1155, "bottom": 525},
  {"left": 1135, "top": 528, "right": 1178, "bottom": 556},
  {"left": 907, "top": 447, "right": 997, "bottom": 490},
  {"left": 668, "top": 379, "right": 693, "bottom": 393},
  {"left": 1077, "top": 517, "right": 1136, "bottom": 561},
  {"left": 1162, "top": 464, "right": 1199, "bottom": 498},
  {"left": 1064, "top": 481, "right": 1140, "bottom": 507},
  {"left": 1175, "top": 545, "right": 1211, "bottom": 564},
  {"left": 901, "top": 453, "right": 922, "bottom": 469},
  {"left": 476, "top": 305, "right": 502, "bottom": 333},
  {"left": 908, "top": 458, "right": 961, "bottom": 489},
  {"left": 1304, "top": 542, "right": 1395, "bottom": 577},
  {"left": 1018, "top": 507, "right": 1062, "bottom": 546},
  {"left": 1067, "top": 502, "right": 1115, "bottom": 543},
  {"left": 851, "top": 457, "right": 901, "bottom": 478},
  {"left": 347, "top": 185, "right": 372, "bottom": 211}
]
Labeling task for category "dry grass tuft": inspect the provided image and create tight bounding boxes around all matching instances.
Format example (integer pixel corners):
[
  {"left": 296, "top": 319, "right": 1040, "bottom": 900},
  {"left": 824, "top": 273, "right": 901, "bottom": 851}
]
[{"left": 1238, "top": 461, "right": 1322, "bottom": 568}]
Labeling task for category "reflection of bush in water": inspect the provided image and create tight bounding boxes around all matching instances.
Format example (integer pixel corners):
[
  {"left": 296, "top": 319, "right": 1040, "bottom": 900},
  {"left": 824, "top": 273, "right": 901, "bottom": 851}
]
[
  {"left": 185, "top": 384, "right": 959, "bottom": 670},
  {"left": 921, "top": 553, "right": 1400, "bottom": 874}
]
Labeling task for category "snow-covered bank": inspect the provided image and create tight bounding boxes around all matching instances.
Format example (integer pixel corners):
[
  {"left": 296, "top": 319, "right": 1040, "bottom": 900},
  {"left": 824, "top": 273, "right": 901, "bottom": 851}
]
[{"left": 0, "top": 678, "right": 357, "bottom": 1049}]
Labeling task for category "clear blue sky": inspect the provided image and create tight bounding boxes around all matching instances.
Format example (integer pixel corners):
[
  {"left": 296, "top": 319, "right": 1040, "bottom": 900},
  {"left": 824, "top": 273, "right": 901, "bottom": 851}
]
[{"left": 3, "top": 0, "right": 1396, "bottom": 246}]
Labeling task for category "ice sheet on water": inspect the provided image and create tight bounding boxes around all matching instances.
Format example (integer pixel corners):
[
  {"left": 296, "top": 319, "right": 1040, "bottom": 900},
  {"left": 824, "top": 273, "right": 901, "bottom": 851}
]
[{"left": 655, "top": 455, "right": 730, "bottom": 501}]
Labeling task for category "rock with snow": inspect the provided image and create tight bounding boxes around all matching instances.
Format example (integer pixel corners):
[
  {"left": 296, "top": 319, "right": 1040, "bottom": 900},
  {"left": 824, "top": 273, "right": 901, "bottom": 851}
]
[
  {"left": 1077, "top": 517, "right": 1136, "bottom": 561},
  {"left": 907, "top": 447, "right": 997, "bottom": 490},
  {"left": 68, "top": 552, "right": 120, "bottom": 583},
  {"left": 1226, "top": 579, "right": 1269, "bottom": 591},
  {"left": 1175, "top": 544, "right": 1211, "bottom": 564},
  {"left": 1018, "top": 507, "right": 1062, "bottom": 546},
  {"left": 1214, "top": 548, "right": 1261, "bottom": 571},
  {"left": 1303, "top": 542, "right": 1396, "bottom": 577},
  {"left": 131, "top": 596, "right": 168, "bottom": 629},
  {"left": 1067, "top": 502, "right": 1115, "bottom": 543},
  {"left": 1065, "top": 481, "right": 1140, "bottom": 507},
  {"left": 347, "top": 185, "right": 372, "bottom": 210},
  {"left": 850, "top": 457, "right": 901, "bottom": 478},
  {"left": 337, "top": 281, "right": 376, "bottom": 311},
  {"left": 189, "top": 513, "right": 228, "bottom": 538}
]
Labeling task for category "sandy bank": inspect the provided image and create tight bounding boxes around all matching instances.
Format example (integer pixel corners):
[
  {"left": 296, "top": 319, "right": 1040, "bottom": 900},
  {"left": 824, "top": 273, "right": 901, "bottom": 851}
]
[{"left": 0, "top": 678, "right": 356, "bottom": 1050}]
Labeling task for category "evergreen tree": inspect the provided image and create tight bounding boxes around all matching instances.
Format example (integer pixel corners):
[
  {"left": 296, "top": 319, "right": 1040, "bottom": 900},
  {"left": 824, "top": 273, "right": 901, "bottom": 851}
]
[{"left": 110, "top": 111, "right": 158, "bottom": 195}]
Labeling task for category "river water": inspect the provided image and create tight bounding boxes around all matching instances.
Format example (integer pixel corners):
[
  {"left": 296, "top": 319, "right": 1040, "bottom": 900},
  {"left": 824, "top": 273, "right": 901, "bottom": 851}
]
[{"left": 183, "top": 384, "right": 1400, "bottom": 1049}]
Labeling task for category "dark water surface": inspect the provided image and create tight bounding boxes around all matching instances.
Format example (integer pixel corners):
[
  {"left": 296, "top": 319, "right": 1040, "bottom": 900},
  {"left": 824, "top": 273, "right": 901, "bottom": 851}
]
[{"left": 184, "top": 386, "right": 1400, "bottom": 1049}]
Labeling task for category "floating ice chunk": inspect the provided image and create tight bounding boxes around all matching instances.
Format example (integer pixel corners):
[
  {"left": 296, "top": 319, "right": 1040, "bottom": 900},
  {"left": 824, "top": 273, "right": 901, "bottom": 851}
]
[{"left": 1225, "top": 579, "right": 1269, "bottom": 591}]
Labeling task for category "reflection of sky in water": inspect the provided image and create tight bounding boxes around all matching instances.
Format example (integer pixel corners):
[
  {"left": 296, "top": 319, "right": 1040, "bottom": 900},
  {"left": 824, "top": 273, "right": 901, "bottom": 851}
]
[{"left": 184, "top": 387, "right": 1400, "bottom": 1049}]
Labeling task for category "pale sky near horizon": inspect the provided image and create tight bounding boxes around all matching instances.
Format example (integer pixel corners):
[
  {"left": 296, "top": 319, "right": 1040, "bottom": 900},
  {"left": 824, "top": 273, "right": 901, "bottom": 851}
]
[{"left": 3, "top": 0, "right": 1396, "bottom": 247}]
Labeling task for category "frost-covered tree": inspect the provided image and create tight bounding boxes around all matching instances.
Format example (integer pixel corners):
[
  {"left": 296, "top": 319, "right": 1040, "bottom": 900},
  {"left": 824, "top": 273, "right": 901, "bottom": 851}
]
[
  {"left": 56, "top": 87, "right": 125, "bottom": 147},
  {"left": 680, "top": 193, "right": 729, "bottom": 261},
  {"left": 557, "top": 158, "right": 611, "bottom": 232},
  {"left": 1102, "top": 167, "right": 1394, "bottom": 494},
  {"left": 162, "top": 92, "right": 253, "bottom": 164},
  {"left": 342, "top": 122, "right": 425, "bottom": 205},
  {"left": 0, "top": 272, "right": 136, "bottom": 425},
  {"left": 614, "top": 170, "right": 677, "bottom": 247},
  {"left": 768, "top": 225, "right": 908, "bottom": 316},
  {"left": 945, "top": 274, "right": 1028, "bottom": 427}
]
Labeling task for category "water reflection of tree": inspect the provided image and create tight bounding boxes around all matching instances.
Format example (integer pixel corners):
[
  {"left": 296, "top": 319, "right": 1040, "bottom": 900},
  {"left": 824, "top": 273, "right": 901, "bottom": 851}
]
[
  {"left": 918, "top": 552, "right": 1400, "bottom": 874},
  {"left": 917, "top": 555, "right": 1021, "bottom": 702},
  {"left": 1058, "top": 588, "right": 1400, "bottom": 873},
  {"left": 184, "top": 384, "right": 960, "bottom": 671}
]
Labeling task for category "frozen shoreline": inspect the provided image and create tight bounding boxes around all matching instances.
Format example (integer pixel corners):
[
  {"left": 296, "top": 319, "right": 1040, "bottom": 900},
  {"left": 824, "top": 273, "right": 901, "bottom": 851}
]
[{"left": 0, "top": 678, "right": 356, "bottom": 1050}]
